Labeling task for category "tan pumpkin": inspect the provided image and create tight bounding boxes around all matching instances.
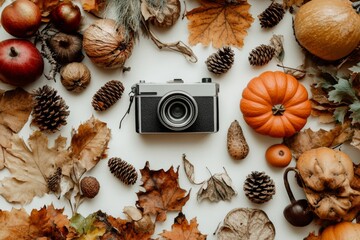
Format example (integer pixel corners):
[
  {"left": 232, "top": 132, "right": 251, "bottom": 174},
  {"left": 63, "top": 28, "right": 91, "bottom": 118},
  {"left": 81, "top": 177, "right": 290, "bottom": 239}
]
[
  {"left": 294, "top": 0, "right": 360, "bottom": 61},
  {"left": 82, "top": 19, "right": 134, "bottom": 69},
  {"left": 307, "top": 222, "right": 360, "bottom": 240},
  {"left": 240, "top": 71, "right": 311, "bottom": 138}
]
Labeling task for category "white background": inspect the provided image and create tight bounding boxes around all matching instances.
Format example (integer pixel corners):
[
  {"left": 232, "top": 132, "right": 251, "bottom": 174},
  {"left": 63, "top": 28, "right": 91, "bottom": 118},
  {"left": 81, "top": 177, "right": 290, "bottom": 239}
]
[{"left": 0, "top": 0, "right": 357, "bottom": 239}]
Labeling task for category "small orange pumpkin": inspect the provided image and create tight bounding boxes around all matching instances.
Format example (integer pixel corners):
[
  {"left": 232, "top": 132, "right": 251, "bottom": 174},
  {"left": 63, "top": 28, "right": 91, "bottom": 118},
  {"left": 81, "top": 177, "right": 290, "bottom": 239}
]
[
  {"left": 310, "top": 222, "right": 360, "bottom": 240},
  {"left": 240, "top": 71, "right": 311, "bottom": 138}
]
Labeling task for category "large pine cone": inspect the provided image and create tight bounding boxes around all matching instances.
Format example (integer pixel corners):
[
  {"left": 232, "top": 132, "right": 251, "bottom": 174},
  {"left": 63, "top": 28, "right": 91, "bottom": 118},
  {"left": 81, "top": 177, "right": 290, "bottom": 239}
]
[
  {"left": 258, "top": 2, "right": 285, "bottom": 28},
  {"left": 205, "top": 46, "right": 235, "bottom": 74},
  {"left": 243, "top": 171, "right": 275, "bottom": 204},
  {"left": 108, "top": 157, "right": 138, "bottom": 185},
  {"left": 248, "top": 44, "right": 275, "bottom": 66},
  {"left": 92, "top": 80, "right": 125, "bottom": 111},
  {"left": 32, "top": 85, "right": 69, "bottom": 132}
]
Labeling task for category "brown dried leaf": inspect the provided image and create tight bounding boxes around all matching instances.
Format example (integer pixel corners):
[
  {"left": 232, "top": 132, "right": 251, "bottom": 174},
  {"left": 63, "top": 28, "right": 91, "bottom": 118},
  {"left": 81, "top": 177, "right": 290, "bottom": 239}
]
[
  {"left": 283, "top": 122, "right": 354, "bottom": 159},
  {"left": 80, "top": 0, "right": 106, "bottom": 17},
  {"left": 159, "top": 212, "right": 206, "bottom": 240},
  {"left": 186, "top": 0, "right": 254, "bottom": 48},
  {"left": 282, "top": 0, "right": 305, "bottom": 9},
  {"left": 182, "top": 154, "right": 203, "bottom": 185},
  {"left": 61, "top": 116, "right": 111, "bottom": 177},
  {"left": 0, "top": 208, "right": 30, "bottom": 239},
  {"left": 350, "top": 129, "right": 360, "bottom": 151},
  {"left": 136, "top": 161, "right": 190, "bottom": 222},
  {"left": 197, "top": 168, "right": 237, "bottom": 202},
  {"left": 217, "top": 208, "right": 275, "bottom": 240},
  {"left": 0, "top": 0, "right": 5, "bottom": 8},
  {"left": 0, "top": 131, "right": 67, "bottom": 204}
]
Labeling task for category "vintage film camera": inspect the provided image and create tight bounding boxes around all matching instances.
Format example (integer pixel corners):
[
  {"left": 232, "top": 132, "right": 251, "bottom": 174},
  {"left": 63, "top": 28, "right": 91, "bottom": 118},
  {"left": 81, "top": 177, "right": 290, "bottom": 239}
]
[{"left": 134, "top": 78, "right": 219, "bottom": 134}]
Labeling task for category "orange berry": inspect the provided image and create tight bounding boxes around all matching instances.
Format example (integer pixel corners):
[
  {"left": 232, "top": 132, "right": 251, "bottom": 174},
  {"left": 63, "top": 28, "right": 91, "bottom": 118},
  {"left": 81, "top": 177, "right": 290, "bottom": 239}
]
[{"left": 265, "top": 144, "right": 292, "bottom": 168}]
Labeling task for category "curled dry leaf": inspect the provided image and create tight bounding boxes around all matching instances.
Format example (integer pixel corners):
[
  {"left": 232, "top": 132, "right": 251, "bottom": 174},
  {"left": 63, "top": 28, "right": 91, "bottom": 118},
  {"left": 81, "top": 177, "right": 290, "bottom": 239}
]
[
  {"left": 159, "top": 212, "right": 207, "bottom": 240},
  {"left": 186, "top": 0, "right": 254, "bottom": 48},
  {"left": 80, "top": 0, "right": 106, "bottom": 16},
  {"left": 136, "top": 161, "right": 190, "bottom": 222},
  {"left": 182, "top": 154, "right": 204, "bottom": 185},
  {"left": 197, "top": 168, "right": 237, "bottom": 202},
  {"left": 123, "top": 206, "right": 155, "bottom": 235},
  {"left": 0, "top": 131, "right": 67, "bottom": 205},
  {"left": 283, "top": 122, "right": 353, "bottom": 159},
  {"left": 217, "top": 208, "right": 275, "bottom": 240},
  {"left": 269, "top": 34, "right": 284, "bottom": 64}
]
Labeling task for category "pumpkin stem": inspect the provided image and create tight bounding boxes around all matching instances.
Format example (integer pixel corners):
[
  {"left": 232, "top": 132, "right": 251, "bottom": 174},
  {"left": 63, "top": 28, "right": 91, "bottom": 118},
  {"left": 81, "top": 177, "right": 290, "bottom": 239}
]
[
  {"left": 272, "top": 104, "right": 285, "bottom": 116},
  {"left": 353, "top": 1, "right": 360, "bottom": 13}
]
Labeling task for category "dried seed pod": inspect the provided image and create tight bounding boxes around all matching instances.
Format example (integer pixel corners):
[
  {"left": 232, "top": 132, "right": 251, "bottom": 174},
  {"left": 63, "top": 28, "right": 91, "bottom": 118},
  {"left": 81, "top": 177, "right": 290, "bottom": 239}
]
[
  {"left": 248, "top": 44, "right": 275, "bottom": 66},
  {"left": 60, "top": 62, "right": 91, "bottom": 93},
  {"left": 108, "top": 157, "right": 138, "bottom": 185},
  {"left": 205, "top": 46, "right": 234, "bottom": 74},
  {"left": 80, "top": 176, "right": 100, "bottom": 198},
  {"left": 32, "top": 85, "right": 70, "bottom": 132},
  {"left": 83, "top": 19, "right": 134, "bottom": 69},
  {"left": 227, "top": 120, "right": 249, "bottom": 160},
  {"left": 48, "top": 32, "right": 84, "bottom": 64},
  {"left": 92, "top": 80, "right": 125, "bottom": 111},
  {"left": 258, "top": 2, "right": 285, "bottom": 28},
  {"left": 144, "top": 0, "right": 181, "bottom": 28},
  {"left": 243, "top": 171, "right": 276, "bottom": 204}
]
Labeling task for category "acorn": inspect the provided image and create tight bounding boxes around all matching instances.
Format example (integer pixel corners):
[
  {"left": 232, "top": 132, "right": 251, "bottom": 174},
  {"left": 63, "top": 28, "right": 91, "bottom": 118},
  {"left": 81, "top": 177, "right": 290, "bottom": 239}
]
[{"left": 80, "top": 176, "right": 100, "bottom": 198}]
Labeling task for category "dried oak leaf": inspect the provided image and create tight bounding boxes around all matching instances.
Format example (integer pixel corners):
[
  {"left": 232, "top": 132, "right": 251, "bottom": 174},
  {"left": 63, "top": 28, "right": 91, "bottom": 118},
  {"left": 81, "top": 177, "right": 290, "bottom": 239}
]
[
  {"left": 197, "top": 168, "right": 237, "bottom": 202},
  {"left": 186, "top": 0, "right": 254, "bottom": 49},
  {"left": 136, "top": 161, "right": 190, "bottom": 222},
  {"left": 0, "top": 131, "right": 67, "bottom": 205},
  {"left": 283, "top": 122, "right": 353, "bottom": 159},
  {"left": 159, "top": 212, "right": 206, "bottom": 240},
  {"left": 217, "top": 208, "right": 275, "bottom": 240}
]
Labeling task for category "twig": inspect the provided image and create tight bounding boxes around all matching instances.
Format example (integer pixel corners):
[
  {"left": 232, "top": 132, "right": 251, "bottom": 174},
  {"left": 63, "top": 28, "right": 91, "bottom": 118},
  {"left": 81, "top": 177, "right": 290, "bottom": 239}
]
[{"left": 276, "top": 64, "right": 306, "bottom": 73}]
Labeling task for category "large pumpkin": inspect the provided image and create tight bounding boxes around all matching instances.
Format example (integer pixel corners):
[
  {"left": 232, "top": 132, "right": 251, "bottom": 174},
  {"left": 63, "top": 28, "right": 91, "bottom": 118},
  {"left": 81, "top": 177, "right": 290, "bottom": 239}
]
[
  {"left": 240, "top": 71, "right": 311, "bottom": 138},
  {"left": 294, "top": 0, "right": 360, "bottom": 61},
  {"left": 309, "top": 222, "right": 360, "bottom": 240}
]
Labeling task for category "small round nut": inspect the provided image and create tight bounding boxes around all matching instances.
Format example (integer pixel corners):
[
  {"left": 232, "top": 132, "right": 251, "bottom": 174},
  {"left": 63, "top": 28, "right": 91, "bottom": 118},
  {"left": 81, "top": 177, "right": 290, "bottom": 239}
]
[
  {"left": 60, "top": 62, "right": 91, "bottom": 93},
  {"left": 80, "top": 176, "right": 100, "bottom": 198}
]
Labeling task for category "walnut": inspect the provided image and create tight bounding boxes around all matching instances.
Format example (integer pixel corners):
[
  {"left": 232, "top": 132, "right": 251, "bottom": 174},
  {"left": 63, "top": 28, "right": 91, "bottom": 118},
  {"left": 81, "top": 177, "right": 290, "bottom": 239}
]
[{"left": 60, "top": 62, "right": 91, "bottom": 93}]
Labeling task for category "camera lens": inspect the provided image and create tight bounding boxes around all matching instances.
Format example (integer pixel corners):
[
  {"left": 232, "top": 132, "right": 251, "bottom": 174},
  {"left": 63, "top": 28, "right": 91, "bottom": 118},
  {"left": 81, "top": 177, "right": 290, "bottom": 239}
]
[{"left": 158, "top": 91, "right": 198, "bottom": 131}]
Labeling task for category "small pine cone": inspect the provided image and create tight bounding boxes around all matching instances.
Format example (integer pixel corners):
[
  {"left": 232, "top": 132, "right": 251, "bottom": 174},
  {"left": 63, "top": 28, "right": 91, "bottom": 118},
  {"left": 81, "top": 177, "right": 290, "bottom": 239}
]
[
  {"left": 47, "top": 167, "right": 62, "bottom": 193},
  {"left": 248, "top": 44, "right": 275, "bottom": 66},
  {"left": 258, "top": 2, "right": 285, "bottom": 28},
  {"left": 80, "top": 176, "right": 100, "bottom": 198},
  {"left": 243, "top": 171, "right": 275, "bottom": 204},
  {"left": 205, "top": 46, "right": 235, "bottom": 74},
  {"left": 92, "top": 80, "right": 125, "bottom": 111},
  {"left": 32, "top": 85, "right": 70, "bottom": 132},
  {"left": 108, "top": 157, "right": 138, "bottom": 185}
]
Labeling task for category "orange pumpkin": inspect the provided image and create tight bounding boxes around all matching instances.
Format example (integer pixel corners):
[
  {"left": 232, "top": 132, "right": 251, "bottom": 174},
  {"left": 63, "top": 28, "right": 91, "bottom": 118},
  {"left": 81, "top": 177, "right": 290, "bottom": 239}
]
[
  {"left": 240, "top": 71, "right": 311, "bottom": 138},
  {"left": 314, "top": 222, "right": 360, "bottom": 240}
]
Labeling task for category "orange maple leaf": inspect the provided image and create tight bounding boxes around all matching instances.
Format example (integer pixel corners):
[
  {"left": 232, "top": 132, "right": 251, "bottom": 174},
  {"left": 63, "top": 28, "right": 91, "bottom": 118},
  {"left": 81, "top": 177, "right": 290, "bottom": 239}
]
[
  {"left": 160, "top": 212, "right": 207, "bottom": 240},
  {"left": 186, "top": 0, "right": 254, "bottom": 48},
  {"left": 136, "top": 161, "right": 190, "bottom": 222}
]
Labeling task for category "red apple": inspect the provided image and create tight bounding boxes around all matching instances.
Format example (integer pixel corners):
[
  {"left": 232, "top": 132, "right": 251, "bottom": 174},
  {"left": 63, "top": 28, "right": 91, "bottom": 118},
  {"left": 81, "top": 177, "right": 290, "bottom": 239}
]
[
  {"left": 50, "top": 2, "right": 82, "bottom": 33},
  {"left": 1, "top": 0, "right": 42, "bottom": 38},
  {"left": 0, "top": 39, "right": 44, "bottom": 86}
]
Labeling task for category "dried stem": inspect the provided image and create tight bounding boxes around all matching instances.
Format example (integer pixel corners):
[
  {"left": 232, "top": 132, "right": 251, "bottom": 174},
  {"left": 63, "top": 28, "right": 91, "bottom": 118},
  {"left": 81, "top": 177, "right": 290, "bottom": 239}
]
[
  {"left": 141, "top": 18, "right": 197, "bottom": 63},
  {"left": 277, "top": 64, "right": 306, "bottom": 73}
]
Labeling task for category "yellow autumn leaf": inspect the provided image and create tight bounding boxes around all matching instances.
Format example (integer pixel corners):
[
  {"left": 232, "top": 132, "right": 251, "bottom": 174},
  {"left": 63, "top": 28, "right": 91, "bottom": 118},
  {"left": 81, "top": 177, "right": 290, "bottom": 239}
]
[{"left": 186, "top": 0, "right": 254, "bottom": 48}]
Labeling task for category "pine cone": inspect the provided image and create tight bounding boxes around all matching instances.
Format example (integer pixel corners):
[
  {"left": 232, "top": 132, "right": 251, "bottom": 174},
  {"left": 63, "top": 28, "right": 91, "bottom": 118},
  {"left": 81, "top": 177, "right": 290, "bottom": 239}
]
[
  {"left": 248, "top": 44, "right": 275, "bottom": 66},
  {"left": 47, "top": 167, "right": 62, "bottom": 193},
  {"left": 108, "top": 157, "right": 138, "bottom": 185},
  {"left": 205, "top": 46, "right": 235, "bottom": 74},
  {"left": 243, "top": 171, "right": 275, "bottom": 204},
  {"left": 258, "top": 2, "right": 285, "bottom": 28},
  {"left": 80, "top": 176, "right": 100, "bottom": 198},
  {"left": 92, "top": 80, "right": 125, "bottom": 111},
  {"left": 32, "top": 85, "right": 69, "bottom": 132}
]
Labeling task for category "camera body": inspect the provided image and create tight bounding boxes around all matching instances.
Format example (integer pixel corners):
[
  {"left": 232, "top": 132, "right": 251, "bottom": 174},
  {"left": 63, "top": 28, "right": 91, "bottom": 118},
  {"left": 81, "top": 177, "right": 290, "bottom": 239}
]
[{"left": 134, "top": 78, "right": 219, "bottom": 134}]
